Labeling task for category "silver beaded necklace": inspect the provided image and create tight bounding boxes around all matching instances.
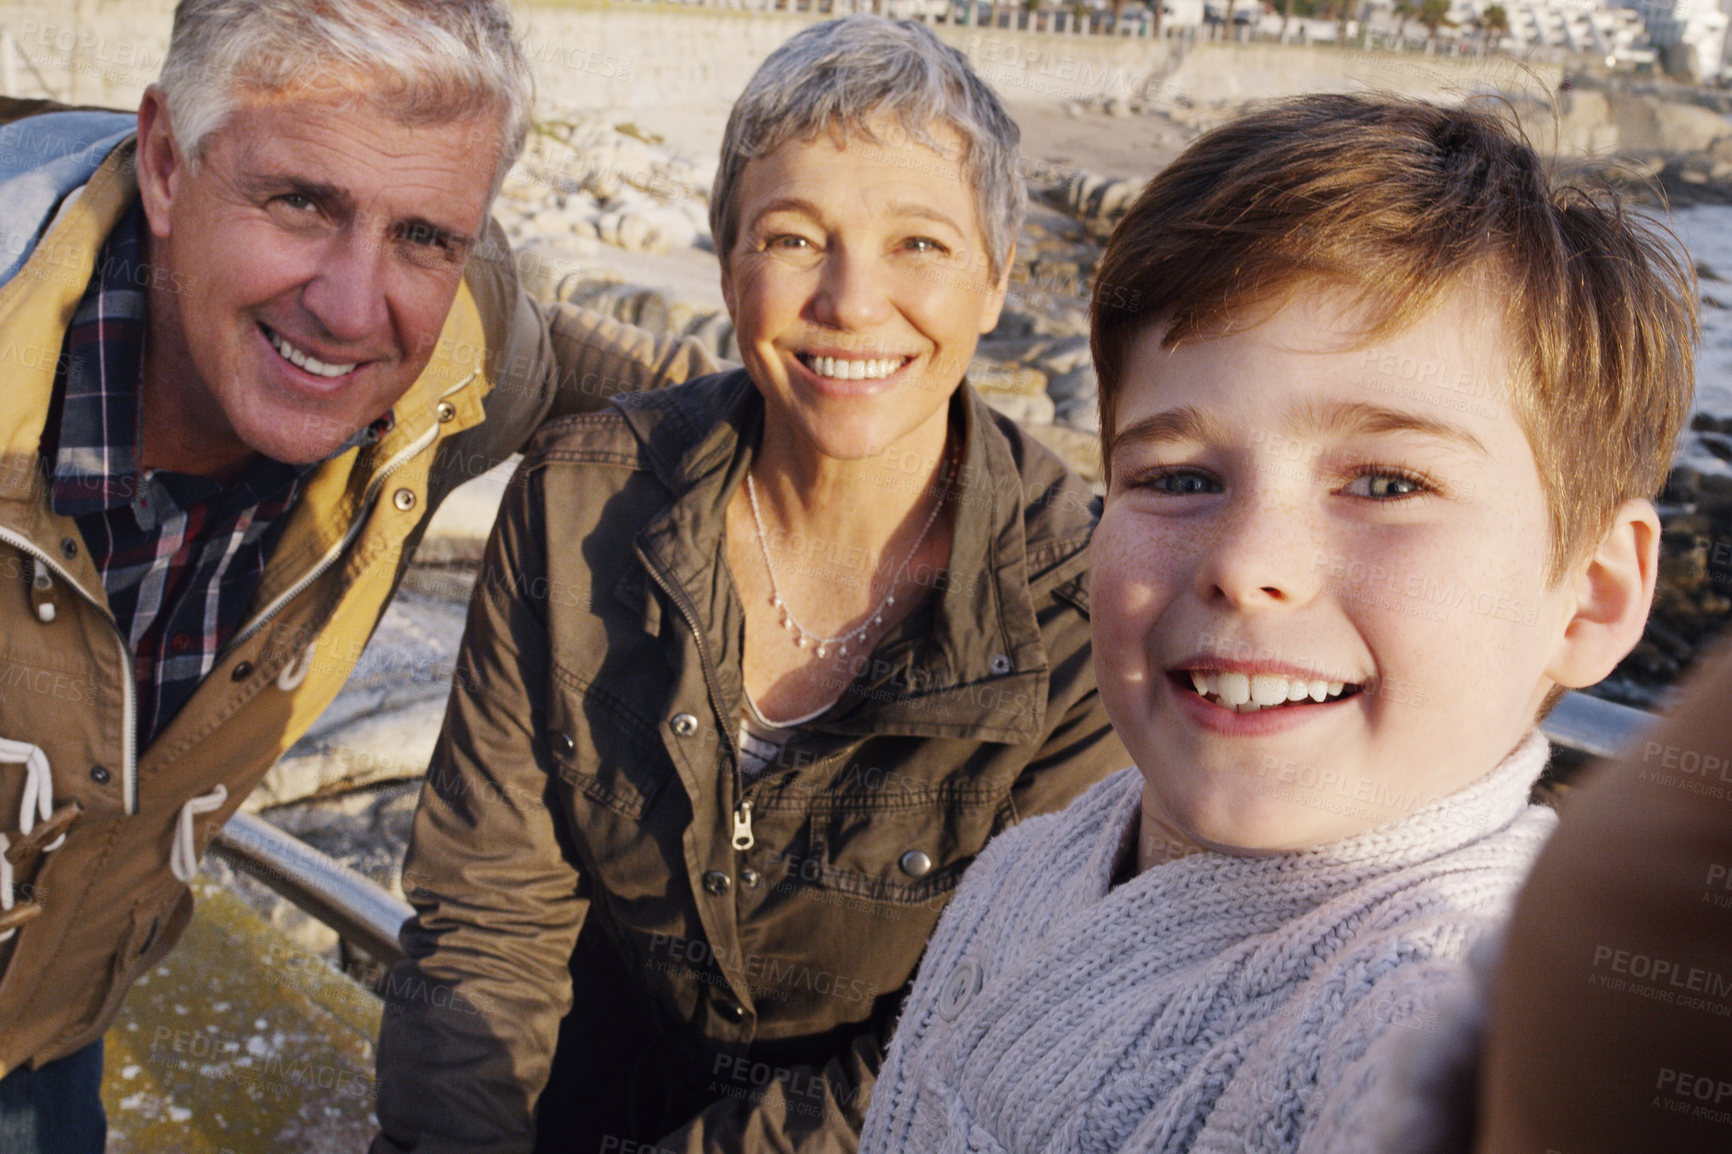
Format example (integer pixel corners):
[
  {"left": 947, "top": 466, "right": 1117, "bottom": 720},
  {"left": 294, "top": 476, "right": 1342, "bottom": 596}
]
[{"left": 745, "top": 469, "right": 946, "bottom": 659}]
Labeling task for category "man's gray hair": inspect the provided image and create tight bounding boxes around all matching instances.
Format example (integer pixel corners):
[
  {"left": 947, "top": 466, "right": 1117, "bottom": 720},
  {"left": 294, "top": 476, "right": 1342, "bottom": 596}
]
[
  {"left": 711, "top": 15, "right": 1024, "bottom": 283},
  {"left": 156, "top": 0, "right": 533, "bottom": 196}
]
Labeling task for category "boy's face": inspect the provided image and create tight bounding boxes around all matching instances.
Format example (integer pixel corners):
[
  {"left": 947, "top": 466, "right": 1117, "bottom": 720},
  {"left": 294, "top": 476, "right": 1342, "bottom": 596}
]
[{"left": 1092, "top": 286, "right": 1578, "bottom": 852}]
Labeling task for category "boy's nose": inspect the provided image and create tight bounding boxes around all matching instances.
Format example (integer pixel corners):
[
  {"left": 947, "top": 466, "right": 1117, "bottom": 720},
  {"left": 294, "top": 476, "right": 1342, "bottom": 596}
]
[{"left": 1194, "top": 494, "right": 1320, "bottom": 610}]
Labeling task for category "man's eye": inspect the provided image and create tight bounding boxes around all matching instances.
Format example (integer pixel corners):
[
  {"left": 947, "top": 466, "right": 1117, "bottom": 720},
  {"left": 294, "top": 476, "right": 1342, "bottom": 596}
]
[
  {"left": 279, "top": 193, "right": 316, "bottom": 212},
  {"left": 396, "top": 222, "right": 449, "bottom": 249},
  {"left": 1345, "top": 469, "right": 1430, "bottom": 499},
  {"left": 767, "top": 234, "right": 813, "bottom": 251}
]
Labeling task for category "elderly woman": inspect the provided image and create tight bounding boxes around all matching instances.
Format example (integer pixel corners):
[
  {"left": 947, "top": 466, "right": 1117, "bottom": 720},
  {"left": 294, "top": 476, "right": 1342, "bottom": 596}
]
[{"left": 373, "top": 16, "right": 1123, "bottom": 1154}]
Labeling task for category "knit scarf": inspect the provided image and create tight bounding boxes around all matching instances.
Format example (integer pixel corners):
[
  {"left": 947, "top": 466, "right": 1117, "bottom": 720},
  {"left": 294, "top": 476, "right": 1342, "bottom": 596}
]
[{"left": 861, "top": 732, "right": 1556, "bottom": 1154}]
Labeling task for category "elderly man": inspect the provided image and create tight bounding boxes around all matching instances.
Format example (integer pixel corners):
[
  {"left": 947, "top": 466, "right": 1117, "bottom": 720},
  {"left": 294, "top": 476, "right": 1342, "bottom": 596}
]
[{"left": 0, "top": 1, "right": 712, "bottom": 1148}]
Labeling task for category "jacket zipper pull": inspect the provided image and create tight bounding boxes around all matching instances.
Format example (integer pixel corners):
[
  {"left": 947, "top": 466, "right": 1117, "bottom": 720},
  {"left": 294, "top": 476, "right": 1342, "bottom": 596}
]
[{"left": 731, "top": 798, "right": 755, "bottom": 851}]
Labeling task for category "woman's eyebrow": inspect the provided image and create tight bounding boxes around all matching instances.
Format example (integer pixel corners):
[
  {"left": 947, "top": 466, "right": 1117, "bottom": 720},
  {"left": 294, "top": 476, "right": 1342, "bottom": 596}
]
[{"left": 745, "top": 196, "right": 822, "bottom": 226}]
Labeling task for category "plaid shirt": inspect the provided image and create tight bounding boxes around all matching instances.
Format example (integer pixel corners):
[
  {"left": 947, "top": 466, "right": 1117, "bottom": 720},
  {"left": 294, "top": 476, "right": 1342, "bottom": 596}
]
[{"left": 48, "top": 201, "right": 390, "bottom": 747}]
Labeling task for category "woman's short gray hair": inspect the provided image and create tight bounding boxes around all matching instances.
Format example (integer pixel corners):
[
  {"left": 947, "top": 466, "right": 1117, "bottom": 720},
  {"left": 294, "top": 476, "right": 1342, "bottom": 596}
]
[
  {"left": 156, "top": 0, "right": 532, "bottom": 197},
  {"left": 711, "top": 15, "right": 1024, "bottom": 283}
]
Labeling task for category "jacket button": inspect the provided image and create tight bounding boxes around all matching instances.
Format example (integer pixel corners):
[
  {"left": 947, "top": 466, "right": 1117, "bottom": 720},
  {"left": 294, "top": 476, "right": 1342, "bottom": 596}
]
[
  {"left": 231, "top": 661, "right": 254, "bottom": 682},
  {"left": 739, "top": 868, "right": 761, "bottom": 888},
  {"left": 669, "top": 713, "right": 699, "bottom": 737},
  {"left": 990, "top": 653, "right": 1012, "bottom": 675},
  {"left": 718, "top": 998, "right": 746, "bottom": 1023},
  {"left": 553, "top": 732, "right": 576, "bottom": 756},
  {"left": 702, "top": 870, "right": 732, "bottom": 896},
  {"left": 89, "top": 765, "right": 111, "bottom": 785},
  {"left": 900, "top": 849, "right": 934, "bottom": 878},
  {"left": 436, "top": 401, "right": 457, "bottom": 423},
  {"left": 392, "top": 488, "right": 417, "bottom": 512},
  {"left": 60, "top": 537, "right": 78, "bottom": 560}
]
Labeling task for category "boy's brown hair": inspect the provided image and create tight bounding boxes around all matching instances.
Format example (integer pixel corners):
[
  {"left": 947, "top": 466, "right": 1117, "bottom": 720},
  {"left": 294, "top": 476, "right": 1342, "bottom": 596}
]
[{"left": 1090, "top": 92, "right": 1698, "bottom": 580}]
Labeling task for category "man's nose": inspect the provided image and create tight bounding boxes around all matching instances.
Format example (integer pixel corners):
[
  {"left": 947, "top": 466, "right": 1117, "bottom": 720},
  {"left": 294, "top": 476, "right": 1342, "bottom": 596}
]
[
  {"left": 1193, "top": 486, "right": 1321, "bottom": 610},
  {"left": 810, "top": 248, "right": 893, "bottom": 333},
  {"left": 300, "top": 230, "right": 390, "bottom": 344}
]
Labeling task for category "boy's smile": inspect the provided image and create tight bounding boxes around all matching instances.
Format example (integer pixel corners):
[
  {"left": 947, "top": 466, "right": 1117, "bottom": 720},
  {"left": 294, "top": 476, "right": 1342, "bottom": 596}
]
[{"left": 1091, "top": 286, "right": 1585, "bottom": 853}]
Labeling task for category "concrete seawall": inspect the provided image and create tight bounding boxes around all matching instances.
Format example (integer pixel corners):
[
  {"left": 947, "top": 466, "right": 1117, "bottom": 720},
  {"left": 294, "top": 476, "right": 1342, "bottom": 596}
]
[{"left": 2, "top": 1, "right": 1556, "bottom": 116}]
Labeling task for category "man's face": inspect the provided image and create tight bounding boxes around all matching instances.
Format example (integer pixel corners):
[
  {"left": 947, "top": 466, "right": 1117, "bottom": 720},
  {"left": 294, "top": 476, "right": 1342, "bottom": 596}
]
[
  {"left": 1091, "top": 286, "right": 1582, "bottom": 852},
  {"left": 137, "top": 87, "right": 500, "bottom": 466}
]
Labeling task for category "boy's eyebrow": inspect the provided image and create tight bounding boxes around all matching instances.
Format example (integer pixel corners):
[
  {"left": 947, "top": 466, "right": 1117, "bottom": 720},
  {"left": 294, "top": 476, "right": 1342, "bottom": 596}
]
[
  {"left": 1109, "top": 406, "right": 1228, "bottom": 458},
  {"left": 1293, "top": 400, "right": 1489, "bottom": 456}
]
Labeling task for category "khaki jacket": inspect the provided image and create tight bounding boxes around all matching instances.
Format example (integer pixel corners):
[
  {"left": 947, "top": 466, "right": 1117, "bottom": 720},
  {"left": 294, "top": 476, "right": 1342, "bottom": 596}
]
[
  {"left": 372, "top": 371, "right": 1128, "bottom": 1153},
  {"left": 0, "top": 110, "right": 717, "bottom": 1073}
]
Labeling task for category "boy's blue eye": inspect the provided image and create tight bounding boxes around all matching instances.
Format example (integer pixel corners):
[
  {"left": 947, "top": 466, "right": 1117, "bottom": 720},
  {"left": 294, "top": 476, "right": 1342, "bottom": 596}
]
[
  {"left": 1134, "top": 469, "right": 1220, "bottom": 496},
  {"left": 1346, "top": 470, "right": 1427, "bottom": 499}
]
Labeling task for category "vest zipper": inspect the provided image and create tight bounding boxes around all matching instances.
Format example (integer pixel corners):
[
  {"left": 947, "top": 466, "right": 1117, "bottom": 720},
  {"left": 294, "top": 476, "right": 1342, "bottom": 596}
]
[
  {"left": 222, "top": 418, "right": 441, "bottom": 656},
  {"left": 0, "top": 527, "right": 137, "bottom": 814}
]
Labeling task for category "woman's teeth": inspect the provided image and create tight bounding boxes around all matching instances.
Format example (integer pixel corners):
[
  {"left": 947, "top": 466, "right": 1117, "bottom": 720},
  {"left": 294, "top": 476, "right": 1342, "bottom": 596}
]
[
  {"left": 269, "top": 329, "right": 358, "bottom": 378},
  {"left": 803, "top": 354, "right": 903, "bottom": 381},
  {"left": 1187, "top": 670, "right": 1351, "bottom": 712}
]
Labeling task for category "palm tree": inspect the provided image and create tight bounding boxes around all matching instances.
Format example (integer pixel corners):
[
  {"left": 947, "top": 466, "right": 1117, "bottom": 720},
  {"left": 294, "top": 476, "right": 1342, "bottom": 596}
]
[
  {"left": 1477, "top": 3, "right": 1509, "bottom": 52},
  {"left": 1417, "top": 0, "right": 1451, "bottom": 52},
  {"left": 1392, "top": 0, "right": 1417, "bottom": 44}
]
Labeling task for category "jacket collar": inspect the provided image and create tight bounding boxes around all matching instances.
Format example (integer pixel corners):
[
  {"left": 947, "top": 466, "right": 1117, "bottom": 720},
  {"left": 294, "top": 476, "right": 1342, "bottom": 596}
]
[{"left": 619, "top": 371, "right": 1049, "bottom": 745}]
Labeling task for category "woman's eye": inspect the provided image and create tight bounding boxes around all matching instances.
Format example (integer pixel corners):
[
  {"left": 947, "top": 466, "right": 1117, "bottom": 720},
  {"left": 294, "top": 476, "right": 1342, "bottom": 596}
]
[
  {"left": 904, "top": 236, "right": 948, "bottom": 255},
  {"left": 1345, "top": 470, "right": 1429, "bottom": 499},
  {"left": 767, "top": 234, "right": 813, "bottom": 251}
]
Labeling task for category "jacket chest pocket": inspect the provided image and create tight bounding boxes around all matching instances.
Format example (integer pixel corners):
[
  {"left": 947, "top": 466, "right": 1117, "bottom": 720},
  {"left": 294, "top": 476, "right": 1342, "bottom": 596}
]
[
  {"left": 544, "top": 667, "right": 678, "bottom": 865},
  {"left": 795, "top": 788, "right": 1001, "bottom": 908}
]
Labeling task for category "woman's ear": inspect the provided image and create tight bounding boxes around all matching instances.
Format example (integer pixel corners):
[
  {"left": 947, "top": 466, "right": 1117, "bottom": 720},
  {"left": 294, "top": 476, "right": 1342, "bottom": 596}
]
[
  {"left": 976, "top": 244, "right": 1014, "bottom": 336},
  {"left": 1546, "top": 498, "right": 1661, "bottom": 689}
]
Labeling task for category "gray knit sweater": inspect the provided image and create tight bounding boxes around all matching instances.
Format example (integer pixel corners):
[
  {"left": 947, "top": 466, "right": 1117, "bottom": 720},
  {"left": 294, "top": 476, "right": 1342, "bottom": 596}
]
[{"left": 860, "top": 732, "right": 1556, "bottom": 1154}]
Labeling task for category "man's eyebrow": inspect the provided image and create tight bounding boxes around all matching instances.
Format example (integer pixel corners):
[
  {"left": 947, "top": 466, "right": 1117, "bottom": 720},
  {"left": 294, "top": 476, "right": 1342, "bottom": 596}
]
[
  {"left": 1292, "top": 399, "right": 1489, "bottom": 455},
  {"left": 1109, "top": 405, "right": 1227, "bottom": 458},
  {"left": 396, "top": 215, "right": 476, "bottom": 250},
  {"left": 239, "top": 174, "right": 349, "bottom": 210}
]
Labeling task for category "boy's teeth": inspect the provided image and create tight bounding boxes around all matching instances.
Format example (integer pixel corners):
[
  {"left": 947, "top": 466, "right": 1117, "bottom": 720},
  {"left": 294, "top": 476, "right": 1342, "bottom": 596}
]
[
  {"left": 806, "top": 355, "right": 901, "bottom": 381},
  {"left": 269, "top": 329, "right": 357, "bottom": 378},
  {"left": 1187, "top": 670, "right": 1354, "bottom": 711}
]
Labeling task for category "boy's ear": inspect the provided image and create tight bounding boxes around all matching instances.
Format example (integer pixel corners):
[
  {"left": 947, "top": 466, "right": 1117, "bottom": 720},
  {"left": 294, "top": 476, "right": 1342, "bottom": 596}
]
[{"left": 1546, "top": 498, "right": 1660, "bottom": 689}]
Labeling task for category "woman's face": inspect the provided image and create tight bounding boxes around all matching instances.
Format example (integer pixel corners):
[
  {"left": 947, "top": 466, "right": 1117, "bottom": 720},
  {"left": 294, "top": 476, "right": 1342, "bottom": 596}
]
[{"left": 720, "top": 117, "right": 1011, "bottom": 464}]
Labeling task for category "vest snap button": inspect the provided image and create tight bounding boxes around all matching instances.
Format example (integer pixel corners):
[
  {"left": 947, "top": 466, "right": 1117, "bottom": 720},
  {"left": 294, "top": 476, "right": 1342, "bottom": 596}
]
[
  {"left": 392, "top": 488, "right": 417, "bottom": 512},
  {"left": 89, "top": 765, "right": 111, "bottom": 785},
  {"left": 669, "top": 713, "right": 699, "bottom": 737},
  {"left": 436, "top": 401, "right": 457, "bottom": 423},
  {"left": 900, "top": 849, "right": 934, "bottom": 878},
  {"left": 702, "top": 870, "right": 732, "bottom": 896}
]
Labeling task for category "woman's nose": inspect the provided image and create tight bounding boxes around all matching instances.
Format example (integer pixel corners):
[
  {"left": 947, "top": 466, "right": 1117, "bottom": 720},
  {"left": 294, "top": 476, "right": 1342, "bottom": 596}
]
[{"left": 810, "top": 248, "right": 893, "bottom": 332}]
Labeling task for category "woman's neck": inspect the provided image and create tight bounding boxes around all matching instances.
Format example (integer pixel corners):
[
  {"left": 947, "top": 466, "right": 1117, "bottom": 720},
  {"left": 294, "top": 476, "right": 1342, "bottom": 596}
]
[{"left": 747, "top": 412, "right": 952, "bottom": 556}]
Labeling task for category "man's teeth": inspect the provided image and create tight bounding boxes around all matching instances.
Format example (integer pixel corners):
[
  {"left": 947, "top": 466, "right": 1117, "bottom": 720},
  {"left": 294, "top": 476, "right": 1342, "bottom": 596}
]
[
  {"left": 269, "top": 329, "right": 357, "bottom": 378},
  {"left": 805, "top": 355, "right": 902, "bottom": 381},
  {"left": 1187, "top": 670, "right": 1350, "bottom": 712}
]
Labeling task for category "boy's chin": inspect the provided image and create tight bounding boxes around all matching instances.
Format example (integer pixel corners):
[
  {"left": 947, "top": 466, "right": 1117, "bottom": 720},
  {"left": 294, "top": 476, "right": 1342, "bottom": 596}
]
[{"left": 1143, "top": 778, "right": 1373, "bottom": 856}]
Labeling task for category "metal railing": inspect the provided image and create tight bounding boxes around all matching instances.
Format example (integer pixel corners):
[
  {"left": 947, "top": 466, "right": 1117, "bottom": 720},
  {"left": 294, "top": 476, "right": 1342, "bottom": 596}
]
[
  {"left": 212, "top": 811, "right": 413, "bottom": 969},
  {"left": 209, "top": 687, "right": 1658, "bottom": 979}
]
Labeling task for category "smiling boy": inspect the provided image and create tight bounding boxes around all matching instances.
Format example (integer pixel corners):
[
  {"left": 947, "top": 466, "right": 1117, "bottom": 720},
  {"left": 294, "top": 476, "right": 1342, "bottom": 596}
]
[{"left": 859, "top": 94, "right": 1697, "bottom": 1152}]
